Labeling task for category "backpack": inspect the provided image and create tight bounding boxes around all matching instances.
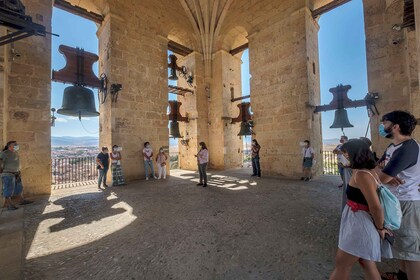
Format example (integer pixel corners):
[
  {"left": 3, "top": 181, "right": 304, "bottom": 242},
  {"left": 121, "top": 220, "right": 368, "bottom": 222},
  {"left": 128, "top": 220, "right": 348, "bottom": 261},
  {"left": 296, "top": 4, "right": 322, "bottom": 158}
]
[{"left": 357, "top": 170, "right": 402, "bottom": 230}]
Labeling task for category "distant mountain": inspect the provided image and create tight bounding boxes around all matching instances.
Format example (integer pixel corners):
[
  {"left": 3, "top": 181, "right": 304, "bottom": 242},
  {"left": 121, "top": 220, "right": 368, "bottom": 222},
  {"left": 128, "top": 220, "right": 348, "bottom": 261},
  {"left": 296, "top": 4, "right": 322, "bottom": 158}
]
[
  {"left": 323, "top": 138, "right": 340, "bottom": 145},
  {"left": 52, "top": 136, "right": 99, "bottom": 147}
]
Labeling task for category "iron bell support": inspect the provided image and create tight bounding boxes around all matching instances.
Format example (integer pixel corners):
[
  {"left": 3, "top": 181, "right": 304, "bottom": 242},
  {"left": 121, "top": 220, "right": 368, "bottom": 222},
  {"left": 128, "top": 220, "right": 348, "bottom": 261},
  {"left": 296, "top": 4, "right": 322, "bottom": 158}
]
[
  {"left": 314, "top": 84, "right": 379, "bottom": 134},
  {"left": 168, "top": 100, "right": 189, "bottom": 139}
]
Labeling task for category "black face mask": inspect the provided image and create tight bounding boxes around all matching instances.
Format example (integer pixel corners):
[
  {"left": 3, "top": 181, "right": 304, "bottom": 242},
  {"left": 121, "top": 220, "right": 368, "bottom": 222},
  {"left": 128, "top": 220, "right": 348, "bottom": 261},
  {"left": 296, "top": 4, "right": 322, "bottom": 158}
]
[{"left": 385, "top": 125, "right": 393, "bottom": 139}]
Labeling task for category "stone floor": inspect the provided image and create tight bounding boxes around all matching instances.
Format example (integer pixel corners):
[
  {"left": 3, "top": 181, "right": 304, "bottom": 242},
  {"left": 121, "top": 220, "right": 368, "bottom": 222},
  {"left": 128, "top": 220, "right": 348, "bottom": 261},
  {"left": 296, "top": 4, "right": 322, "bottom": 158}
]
[{"left": 1, "top": 168, "right": 397, "bottom": 280}]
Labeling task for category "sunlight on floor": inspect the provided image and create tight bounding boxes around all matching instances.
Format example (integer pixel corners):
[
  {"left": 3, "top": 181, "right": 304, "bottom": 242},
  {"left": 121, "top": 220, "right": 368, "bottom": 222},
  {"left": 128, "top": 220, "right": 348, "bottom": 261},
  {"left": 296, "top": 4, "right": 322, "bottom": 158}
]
[{"left": 26, "top": 193, "right": 137, "bottom": 260}]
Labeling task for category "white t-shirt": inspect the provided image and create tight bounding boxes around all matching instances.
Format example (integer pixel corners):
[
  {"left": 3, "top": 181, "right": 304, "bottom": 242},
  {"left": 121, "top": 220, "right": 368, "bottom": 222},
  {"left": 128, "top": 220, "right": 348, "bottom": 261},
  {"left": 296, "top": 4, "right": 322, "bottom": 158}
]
[
  {"left": 143, "top": 147, "right": 153, "bottom": 161},
  {"left": 381, "top": 139, "right": 420, "bottom": 201},
  {"left": 302, "top": 147, "right": 314, "bottom": 158}
]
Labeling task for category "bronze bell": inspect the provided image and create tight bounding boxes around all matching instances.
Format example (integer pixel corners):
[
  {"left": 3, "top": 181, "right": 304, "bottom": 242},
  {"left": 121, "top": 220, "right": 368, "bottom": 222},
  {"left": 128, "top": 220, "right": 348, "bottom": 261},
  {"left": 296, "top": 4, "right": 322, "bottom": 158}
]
[
  {"left": 168, "top": 68, "right": 178, "bottom": 80},
  {"left": 169, "top": 121, "right": 182, "bottom": 138},
  {"left": 238, "top": 121, "right": 252, "bottom": 136},
  {"left": 57, "top": 86, "right": 99, "bottom": 118},
  {"left": 330, "top": 108, "right": 354, "bottom": 129}
]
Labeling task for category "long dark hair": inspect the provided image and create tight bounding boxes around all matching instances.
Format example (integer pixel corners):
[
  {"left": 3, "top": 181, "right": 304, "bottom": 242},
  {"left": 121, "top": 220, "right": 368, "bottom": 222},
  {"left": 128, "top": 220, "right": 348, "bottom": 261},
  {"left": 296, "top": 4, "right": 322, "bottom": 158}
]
[
  {"left": 341, "top": 139, "right": 376, "bottom": 170},
  {"left": 199, "top": 142, "right": 207, "bottom": 150},
  {"left": 252, "top": 139, "right": 259, "bottom": 146},
  {"left": 3, "top": 141, "right": 16, "bottom": 151}
]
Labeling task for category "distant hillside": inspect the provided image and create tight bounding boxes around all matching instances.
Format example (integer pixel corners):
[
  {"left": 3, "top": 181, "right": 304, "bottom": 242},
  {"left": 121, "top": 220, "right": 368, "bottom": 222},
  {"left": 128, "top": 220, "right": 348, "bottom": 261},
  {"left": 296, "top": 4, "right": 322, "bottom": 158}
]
[{"left": 52, "top": 136, "right": 99, "bottom": 147}]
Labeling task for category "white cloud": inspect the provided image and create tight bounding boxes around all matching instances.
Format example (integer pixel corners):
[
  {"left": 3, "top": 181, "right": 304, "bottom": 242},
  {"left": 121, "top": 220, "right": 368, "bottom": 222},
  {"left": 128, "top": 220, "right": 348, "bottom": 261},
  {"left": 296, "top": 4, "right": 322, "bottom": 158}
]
[
  {"left": 55, "top": 117, "right": 68, "bottom": 123},
  {"left": 67, "top": 117, "right": 91, "bottom": 121}
]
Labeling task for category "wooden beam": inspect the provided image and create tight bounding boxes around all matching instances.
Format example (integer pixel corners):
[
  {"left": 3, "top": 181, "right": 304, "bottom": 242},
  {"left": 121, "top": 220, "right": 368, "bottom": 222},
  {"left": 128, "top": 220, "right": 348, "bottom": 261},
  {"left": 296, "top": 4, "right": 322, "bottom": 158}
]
[
  {"left": 168, "top": 40, "right": 193, "bottom": 56},
  {"left": 312, "top": 0, "right": 352, "bottom": 18},
  {"left": 54, "top": 0, "right": 104, "bottom": 24},
  {"left": 229, "top": 43, "right": 248, "bottom": 56}
]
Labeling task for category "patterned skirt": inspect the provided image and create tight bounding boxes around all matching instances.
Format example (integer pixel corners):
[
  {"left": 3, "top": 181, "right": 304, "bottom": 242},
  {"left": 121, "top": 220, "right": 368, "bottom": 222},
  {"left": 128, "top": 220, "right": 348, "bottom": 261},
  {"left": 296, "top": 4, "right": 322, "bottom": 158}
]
[{"left": 111, "top": 163, "right": 126, "bottom": 186}]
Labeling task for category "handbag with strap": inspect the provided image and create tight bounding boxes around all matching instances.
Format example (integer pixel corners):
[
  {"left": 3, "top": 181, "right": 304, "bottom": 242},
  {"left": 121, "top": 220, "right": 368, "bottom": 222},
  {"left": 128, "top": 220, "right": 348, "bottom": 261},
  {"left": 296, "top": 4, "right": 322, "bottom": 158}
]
[{"left": 357, "top": 170, "right": 402, "bottom": 230}]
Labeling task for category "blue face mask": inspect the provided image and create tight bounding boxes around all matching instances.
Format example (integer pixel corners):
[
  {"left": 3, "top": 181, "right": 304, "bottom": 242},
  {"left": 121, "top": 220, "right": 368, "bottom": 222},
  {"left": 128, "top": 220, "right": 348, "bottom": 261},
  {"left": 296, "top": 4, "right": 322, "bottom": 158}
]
[{"left": 379, "top": 124, "right": 390, "bottom": 138}]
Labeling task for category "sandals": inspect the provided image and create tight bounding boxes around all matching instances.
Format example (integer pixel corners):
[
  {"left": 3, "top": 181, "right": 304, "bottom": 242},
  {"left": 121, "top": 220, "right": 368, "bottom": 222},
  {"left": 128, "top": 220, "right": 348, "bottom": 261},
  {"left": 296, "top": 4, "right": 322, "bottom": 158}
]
[{"left": 381, "top": 271, "right": 408, "bottom": 280}]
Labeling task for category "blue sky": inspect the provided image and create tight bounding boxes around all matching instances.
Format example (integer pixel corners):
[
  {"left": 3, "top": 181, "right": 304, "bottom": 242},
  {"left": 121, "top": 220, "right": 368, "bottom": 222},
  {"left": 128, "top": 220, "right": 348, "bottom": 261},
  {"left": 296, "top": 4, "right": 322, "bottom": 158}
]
[{"left": 52, "top": 0, "right": 368, "bottom": 141}]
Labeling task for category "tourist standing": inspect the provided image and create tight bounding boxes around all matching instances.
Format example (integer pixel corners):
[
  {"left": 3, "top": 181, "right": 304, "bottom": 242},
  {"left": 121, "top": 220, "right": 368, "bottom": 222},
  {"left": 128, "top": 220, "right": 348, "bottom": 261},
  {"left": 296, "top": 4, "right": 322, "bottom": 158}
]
[
  {"left": 196, "top": 142, "right": 209, "bottom": 187},
  {"left": 110, "top": 145, "right": 126, "bottom": 186},
  {"left": 375, "top": 111, "right": 420, "bottom": 280},
  {"left": 301, "top": 140, "right": 314, "bottom": 181},
  {"left": 156, "top": 147, "right": 168, "bottom": 179},
  {"left": 330, "top": 139, "right": 392, "bottom": 280},
  {"left": 0, "top": 141, "right": 33, "bottom": 210},
  {"left": 96, "top": 146, "right": 110, "bottom": 189},
  {"left": 333, "top": 135, "right": 349, "bottom": 188},
  {"left": 251, "top": 139, "right": 261, "bottom": 177},
  {"left": 143, "top": 142, "right": 157, "bottom": 180}
]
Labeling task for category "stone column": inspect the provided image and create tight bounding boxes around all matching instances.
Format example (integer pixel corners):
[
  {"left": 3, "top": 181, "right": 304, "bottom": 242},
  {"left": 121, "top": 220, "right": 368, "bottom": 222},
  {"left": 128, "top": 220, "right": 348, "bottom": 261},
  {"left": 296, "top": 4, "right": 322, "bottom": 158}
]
[
  {"left": 177, "top": 52, "right": 208, "bottom": 170},
  {"left": 208, "top": 50, "right": 243, "bottom": 170},
  {"left": 248, "top": 7, "right": 322, "bottom": 177},
  {"left": 413, "top": 0, "right": 420, "bottom": 139},
  {"left": 3, "top": 0, "right": 52, "bottom": 195},
  {"left": 97, "top": 11, "right": 169, "bottom": 181},
  {"left": 363, "top": 0, "right": 414, "bottom": 152}
]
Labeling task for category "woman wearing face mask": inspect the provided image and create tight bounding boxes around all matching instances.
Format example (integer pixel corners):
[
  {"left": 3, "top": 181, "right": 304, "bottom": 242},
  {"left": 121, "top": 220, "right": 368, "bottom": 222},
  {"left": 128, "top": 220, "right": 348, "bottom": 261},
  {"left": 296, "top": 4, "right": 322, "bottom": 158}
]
[
  {"left": 301, "top": 140, "right": 314, "bottom": 181},
  {"left": 0, "top": 141, "right": 32, "bottom": 210},
  {"left": 330, "top": 139, "right": 392, "bottom": 280},
  {"left": 156, "top": 147, "right": 168, "bottom": 179},
  {"left": 195, "top": 142, "right": 209, "bottom": 187},
  {"left": 110, "top": 145, "right": 126, "bottom": 186}
]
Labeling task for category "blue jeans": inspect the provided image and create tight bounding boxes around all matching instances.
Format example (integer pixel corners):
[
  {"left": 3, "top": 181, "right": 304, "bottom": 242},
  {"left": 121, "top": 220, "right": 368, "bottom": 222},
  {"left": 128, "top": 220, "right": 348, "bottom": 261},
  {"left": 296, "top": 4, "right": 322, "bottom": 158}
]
[
  {"left": 2, "top": 175, "right": 23, "bottom": 198},
  {"left": 144, "top": 160, "right": 155, "bottom": 178},
  {"left": 252, "top": 157, "right": 261, "bottom": 177},
  {"left": 198, "top": 163, "right": 208, "bottom": 184},
  {"left": 98, "top": 168, "right": 108, "bottom": 187}
]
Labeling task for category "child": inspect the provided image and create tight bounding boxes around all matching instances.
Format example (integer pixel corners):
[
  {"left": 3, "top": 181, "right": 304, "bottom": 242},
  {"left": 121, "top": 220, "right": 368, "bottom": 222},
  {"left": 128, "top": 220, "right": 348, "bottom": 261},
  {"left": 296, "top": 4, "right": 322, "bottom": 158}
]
[{"left": 156, "top": 147, "right": 168, "bottom": 179}]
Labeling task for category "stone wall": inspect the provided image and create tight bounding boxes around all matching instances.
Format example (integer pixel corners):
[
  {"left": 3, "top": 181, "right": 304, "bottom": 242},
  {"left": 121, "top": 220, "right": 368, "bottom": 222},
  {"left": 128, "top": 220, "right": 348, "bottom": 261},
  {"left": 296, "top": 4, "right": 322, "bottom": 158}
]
[
  {"left": 248, "top": 7, "right": 322, "bottom": 177},
  {"left": 2, "top": 0, "right": 52, "bottom": 195},
  {"left": 363, "top": 0, "right": 418, "bottom": 154}
]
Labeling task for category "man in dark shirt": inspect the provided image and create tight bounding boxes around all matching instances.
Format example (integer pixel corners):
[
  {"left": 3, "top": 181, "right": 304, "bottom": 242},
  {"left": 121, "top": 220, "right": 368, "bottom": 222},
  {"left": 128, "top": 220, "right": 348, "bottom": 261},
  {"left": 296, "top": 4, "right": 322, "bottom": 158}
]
[
  {"left": 96, "top": 146, "right": 110, "bottom": 189},
  {"left": 376, "top": 111, "right": 420, "bottom": 280}
]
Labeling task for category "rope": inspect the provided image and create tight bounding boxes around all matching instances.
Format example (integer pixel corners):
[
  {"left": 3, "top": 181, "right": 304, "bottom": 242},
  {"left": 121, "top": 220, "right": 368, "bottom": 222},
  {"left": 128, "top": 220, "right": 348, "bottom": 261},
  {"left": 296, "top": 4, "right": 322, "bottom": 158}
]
[{"left": 79, "top": 119, "right": 99, "bottom": 135}]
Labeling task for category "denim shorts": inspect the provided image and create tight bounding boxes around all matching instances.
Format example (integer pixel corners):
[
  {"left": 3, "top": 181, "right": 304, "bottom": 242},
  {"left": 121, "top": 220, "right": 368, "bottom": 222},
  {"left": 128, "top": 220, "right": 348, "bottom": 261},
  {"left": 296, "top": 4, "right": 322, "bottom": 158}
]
[{"left": 2, "top": 174, "right": 23, "bottom": 198}]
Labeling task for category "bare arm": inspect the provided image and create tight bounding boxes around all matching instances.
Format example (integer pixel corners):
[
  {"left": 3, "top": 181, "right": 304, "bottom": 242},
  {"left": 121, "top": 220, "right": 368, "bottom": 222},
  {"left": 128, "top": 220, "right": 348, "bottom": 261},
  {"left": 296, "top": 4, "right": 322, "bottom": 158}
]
[
  {"left": 356, "top": 171, "right": 384, "bottom": 229},
  {"left": 96, "top": 158, "right": 104, "bottom": 169}
]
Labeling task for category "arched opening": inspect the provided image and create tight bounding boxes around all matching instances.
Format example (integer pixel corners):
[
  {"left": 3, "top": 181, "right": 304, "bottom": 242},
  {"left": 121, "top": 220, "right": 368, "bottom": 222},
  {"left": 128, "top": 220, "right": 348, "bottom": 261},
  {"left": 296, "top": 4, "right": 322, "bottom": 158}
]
[{"left": 51, "top": 7, "right": 100, "bottom": 186}]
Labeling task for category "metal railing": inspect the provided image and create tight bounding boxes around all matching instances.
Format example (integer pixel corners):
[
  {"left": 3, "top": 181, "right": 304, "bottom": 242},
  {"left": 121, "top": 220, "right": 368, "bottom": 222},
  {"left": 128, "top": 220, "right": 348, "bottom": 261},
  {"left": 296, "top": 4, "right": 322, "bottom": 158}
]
[
  {"left": 52, "top": 156, "right": 97, "bottom": 185},
  {"left": 323, "top": 151, "right": 339, "bottom": 175}
]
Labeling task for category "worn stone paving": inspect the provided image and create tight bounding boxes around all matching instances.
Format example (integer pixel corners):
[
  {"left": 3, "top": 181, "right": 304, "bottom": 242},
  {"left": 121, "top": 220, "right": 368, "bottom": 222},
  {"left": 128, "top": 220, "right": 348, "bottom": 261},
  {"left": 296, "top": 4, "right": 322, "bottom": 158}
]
[{"left": 16, "top": 169, "right": 397, "bottom": 280}]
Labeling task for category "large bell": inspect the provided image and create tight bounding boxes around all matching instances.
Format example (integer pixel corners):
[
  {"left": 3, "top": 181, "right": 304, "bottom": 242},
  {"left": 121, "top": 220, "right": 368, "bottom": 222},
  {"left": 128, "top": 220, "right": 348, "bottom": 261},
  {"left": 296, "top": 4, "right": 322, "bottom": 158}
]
[
  {"left": 330, "top": 108, "right": 354, "bottom": 129},
  {"left": 169, "top": 121, "right": 182, "bottom": 138},
  {"left": 238, "top": 122, "right": 252, "bottom": 136},
  {"left": 57, "top": 86, "right": 100, "bottom": 118},
  {"left": 168, "top": 68, "right": 178, "bottom": 81}
]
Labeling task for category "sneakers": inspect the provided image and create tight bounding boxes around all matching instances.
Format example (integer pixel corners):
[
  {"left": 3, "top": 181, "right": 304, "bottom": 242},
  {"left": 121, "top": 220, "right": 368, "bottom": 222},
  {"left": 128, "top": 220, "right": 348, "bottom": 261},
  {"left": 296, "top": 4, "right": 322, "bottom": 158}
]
[
  {"left": 163, "top": 176, "right": 166, "bottom": 179},
  {"left": 103, "top": 184, "right": 109, "bottom": 188},
  {"left": 305, "top": 177, "right": 310, "bottom": 181},
  {"left": 300, "top": 177, "right": 305, "bottom": 181},
  {"left": 197, "top": 183, "right": 203, "bottom": 186},
  {"left": 153, "top": 176, "right": 158, "bottom": 179},
  {"left": 7, "top": 204, "right": 18, "bottom": 210},
  {"left": 146, "top": 177, "right": 149, "bottom": 181},
  {"left": 157, "top": 177, "right": 161, "bottom": 180},
  {"left": 251, "top": 174, "right": 257, "bottom": 177},
  {"left": 19, "top": 199, "right": 33, "bottom": 205},
  {"left": 203, "top": 184, "right": 207, "bottom": 188}
]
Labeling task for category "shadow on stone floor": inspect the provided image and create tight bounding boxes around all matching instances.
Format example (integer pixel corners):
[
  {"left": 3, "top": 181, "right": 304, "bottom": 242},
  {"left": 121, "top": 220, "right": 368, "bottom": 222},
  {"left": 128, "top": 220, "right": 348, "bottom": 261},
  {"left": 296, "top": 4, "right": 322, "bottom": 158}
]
[{"left": 2, "top": 169, "right": 399, "bottom": 280}]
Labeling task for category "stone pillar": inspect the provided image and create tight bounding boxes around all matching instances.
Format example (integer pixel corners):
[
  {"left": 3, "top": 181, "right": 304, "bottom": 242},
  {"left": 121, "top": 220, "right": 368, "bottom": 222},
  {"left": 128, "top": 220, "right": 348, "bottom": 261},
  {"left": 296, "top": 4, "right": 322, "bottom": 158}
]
[
  {"left": 177, "top": 52, "right": 208, "bottom": 170},
  {"left": 3, "top": 0, "right": 52, "bottom": 195},
  {"left": 413, "top": 0, "right": 420, "bottom": 139},
  {"left": 363, "top": 0, "right": 414, "bottom": 152},
  {"left": 97, "top": 12, "right": 169, "bottom": 181},
  {"left": 248, "top": 7, "right": 322, "bottom": 177},
  {"left": 208, "top": 50, "right": 243, "bottom": 170}
]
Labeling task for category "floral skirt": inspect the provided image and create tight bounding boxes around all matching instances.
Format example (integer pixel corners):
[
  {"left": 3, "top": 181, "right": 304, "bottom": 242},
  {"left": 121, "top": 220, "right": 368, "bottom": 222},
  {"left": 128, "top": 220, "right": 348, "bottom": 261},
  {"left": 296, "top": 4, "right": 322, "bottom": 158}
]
[{"left": 111, "top": 163, "right": 125, "bottom": 186}]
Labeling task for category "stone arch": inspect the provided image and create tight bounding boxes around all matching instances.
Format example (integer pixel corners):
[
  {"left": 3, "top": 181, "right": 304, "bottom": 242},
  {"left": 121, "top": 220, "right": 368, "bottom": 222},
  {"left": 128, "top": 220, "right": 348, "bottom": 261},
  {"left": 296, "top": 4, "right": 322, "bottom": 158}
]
[{"left": 215, "top": 25, "right": 250, "bottom": 54}]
